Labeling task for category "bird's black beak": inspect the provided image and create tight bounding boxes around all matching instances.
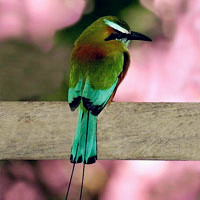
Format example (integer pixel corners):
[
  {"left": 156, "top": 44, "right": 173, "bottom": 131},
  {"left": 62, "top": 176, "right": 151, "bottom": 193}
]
[{"left": 127, "top": 31, "right": 152, "bottom": 42}]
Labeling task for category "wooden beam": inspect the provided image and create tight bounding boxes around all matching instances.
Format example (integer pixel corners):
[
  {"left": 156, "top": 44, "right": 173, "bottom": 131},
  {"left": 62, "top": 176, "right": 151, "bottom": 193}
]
[{"left": 0, "top": 102, "right": 200, "bottom": 160}]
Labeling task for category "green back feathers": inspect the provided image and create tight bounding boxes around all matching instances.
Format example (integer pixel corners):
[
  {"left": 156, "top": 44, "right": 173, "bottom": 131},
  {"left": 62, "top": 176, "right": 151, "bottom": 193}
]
[
  {"left": 69, "top": 16, "right": 130, "bottom": 90},
  {"left": 68, "top": 16, "right": 131, "bottom": 111}
]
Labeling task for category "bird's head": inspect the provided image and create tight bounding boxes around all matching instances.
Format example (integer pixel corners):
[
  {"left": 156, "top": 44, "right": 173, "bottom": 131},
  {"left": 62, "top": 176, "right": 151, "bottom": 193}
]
[{"left": 75, "top": 16, "right": 152, "bottom": 48}]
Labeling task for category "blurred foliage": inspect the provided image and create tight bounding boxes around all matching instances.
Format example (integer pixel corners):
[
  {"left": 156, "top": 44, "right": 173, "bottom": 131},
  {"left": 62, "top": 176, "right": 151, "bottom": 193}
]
[
  {"left": 0, "top": 40, "right": 70, "bottom": 101},
  {"left": 120, "top": 5, "right": 161, "bottom": 38},
  {"left": 56, "top": 0, "right": 141, "bottom": 45}
]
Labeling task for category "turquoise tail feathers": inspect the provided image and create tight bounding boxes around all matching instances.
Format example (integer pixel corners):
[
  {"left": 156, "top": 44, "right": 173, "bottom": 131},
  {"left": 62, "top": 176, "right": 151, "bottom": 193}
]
[{"left": 70, "top": 107, "right": 97, "bottom": 164}]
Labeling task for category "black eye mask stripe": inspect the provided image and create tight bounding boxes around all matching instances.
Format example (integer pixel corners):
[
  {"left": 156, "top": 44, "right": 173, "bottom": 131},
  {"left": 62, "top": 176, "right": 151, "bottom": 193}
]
[
  {"left": 105, "top": 29, "right": 152, "bottom": 42},
  {"left": 104, "top": 28, "right": 129, "bottom": 41}
]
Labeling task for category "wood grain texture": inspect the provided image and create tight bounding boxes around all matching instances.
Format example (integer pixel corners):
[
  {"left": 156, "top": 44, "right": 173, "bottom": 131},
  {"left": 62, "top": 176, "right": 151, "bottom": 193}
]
[{"left": 0, "top": 102, "right": 200, "bottom": 160}]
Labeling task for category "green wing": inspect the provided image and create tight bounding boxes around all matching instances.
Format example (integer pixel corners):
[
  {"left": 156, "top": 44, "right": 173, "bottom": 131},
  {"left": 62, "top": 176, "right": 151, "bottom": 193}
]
[
  {"left": 82, "top": 78, "right": 118, "bottom": 115},
  {"left": 68, "top": 50, "right": 129, "bottom": 114},
  {"left": 68, "top": 79, "right": 82, "bottom": 111}
]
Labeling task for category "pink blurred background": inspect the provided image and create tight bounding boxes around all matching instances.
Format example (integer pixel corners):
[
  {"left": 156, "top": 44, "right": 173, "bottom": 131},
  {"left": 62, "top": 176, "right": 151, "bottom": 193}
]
[
  {"left": 1, "top": 0, "right": 200, "bottom": 199},
  {"left": 115, "top": 0, "right": 200, "bottom": 102},
  {"left": 0, "top": 0, "right": 85, "bottom": 49}
]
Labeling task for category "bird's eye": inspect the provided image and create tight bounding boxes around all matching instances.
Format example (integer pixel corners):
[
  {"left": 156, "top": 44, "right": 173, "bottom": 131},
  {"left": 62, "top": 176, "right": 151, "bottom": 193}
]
[
  {"left": 104, "top": 32, "right": 120, "bottom": 41},
  {"left": 104, "top": 29, "right": 128, "bottom": 41}
]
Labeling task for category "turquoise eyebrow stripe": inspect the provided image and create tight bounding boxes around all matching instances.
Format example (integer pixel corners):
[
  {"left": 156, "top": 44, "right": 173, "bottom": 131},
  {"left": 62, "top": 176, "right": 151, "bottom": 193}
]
[{"left": 103, "top": 19, "right": 129, "bottom": 34}]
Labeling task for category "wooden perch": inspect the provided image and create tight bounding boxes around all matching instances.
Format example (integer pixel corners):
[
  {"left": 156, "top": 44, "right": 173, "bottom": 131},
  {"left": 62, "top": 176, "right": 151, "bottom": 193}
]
[{"left": 0, "top": 102, "right": 200, "bottom": 160}]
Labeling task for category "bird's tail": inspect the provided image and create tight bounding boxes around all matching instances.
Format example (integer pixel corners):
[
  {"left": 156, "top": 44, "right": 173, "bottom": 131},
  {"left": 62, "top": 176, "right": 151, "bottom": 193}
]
[{"left": 70, "top": 107, "right": 97, "bottom": 164}]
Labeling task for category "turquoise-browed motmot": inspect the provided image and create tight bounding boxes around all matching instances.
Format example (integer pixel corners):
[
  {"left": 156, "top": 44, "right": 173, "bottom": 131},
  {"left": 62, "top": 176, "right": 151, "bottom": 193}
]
[{"left": 66, "top": 16, "right": 151, "bottom": 200}]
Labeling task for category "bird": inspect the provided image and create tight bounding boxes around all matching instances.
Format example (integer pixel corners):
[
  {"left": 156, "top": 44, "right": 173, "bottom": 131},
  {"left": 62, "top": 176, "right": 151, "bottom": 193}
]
[{"left": 66, "top": 16, "right": 152, "bottom": 200}]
